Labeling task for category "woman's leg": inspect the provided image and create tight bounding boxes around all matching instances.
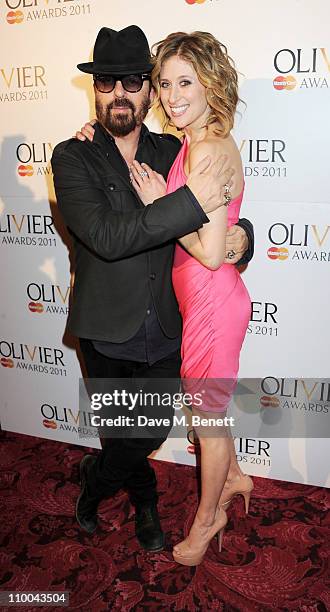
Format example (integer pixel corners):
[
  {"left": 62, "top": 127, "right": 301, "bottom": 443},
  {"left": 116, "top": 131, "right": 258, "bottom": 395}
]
[
  {"left": 173, "top": 411, "right": 230, "bottom": 557},
  {"left": 227, "top": 435, "right": 244, "bottom": 479}
]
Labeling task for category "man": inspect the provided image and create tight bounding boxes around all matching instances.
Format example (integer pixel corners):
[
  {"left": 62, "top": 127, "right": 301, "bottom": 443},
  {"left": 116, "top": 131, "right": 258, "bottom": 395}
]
[{"left": 51, "top": 25, "right": 254, "bottom": 552}]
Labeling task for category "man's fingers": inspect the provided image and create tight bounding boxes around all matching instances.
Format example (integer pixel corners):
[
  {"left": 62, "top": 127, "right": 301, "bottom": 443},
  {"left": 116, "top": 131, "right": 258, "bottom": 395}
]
[
  {"left": 221, "top": 167, "right": 234, "bottom": 186},
  {"left": 190, "top": 155, "right": 211, "bottom": 175},
  {"left": 209, "top": 153, "right": 229, "bottom": 173}
]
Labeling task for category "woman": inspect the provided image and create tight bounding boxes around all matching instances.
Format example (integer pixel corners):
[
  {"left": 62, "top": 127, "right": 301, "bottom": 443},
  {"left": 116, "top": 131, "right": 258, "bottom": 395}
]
[{"left": 130, "top": 31, "right": 253, "bottom": 566}]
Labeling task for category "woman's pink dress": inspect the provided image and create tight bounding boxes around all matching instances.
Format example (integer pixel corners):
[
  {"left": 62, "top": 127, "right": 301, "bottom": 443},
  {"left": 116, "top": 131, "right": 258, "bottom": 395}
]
[{"left": 167, "top": 138, "right": 251, "bottom": 412}]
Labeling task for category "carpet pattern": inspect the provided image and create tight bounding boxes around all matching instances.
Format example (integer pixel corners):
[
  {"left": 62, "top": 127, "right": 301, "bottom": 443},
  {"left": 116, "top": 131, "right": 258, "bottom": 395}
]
[{"left": 0, "top": 431, "right": 329, "bottom": 611}]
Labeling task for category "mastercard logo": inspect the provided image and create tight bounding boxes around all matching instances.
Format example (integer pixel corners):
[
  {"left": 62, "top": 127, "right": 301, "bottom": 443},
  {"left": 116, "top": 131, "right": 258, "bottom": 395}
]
[
  {"left": 0, "top": 357, "right": 14, "bottom": 368},
  {"left": 260, "top": 395, "right": 280, "bottom": 408},
  {"left": 267, "top": 246, "right": 289, "bottom": 261},
  {"left": 185, "top": 0, "right": 206, "bottom": 4},
  {"left": 6, "top": 10, "right": 24, "bottom": 24},
  {"left": 273, "top": 75, "right": 297, "bottom": 91},
  {"left": 18, "top": 165, "right": 34, "bottom": 177},
  {"left": 43, "top": 419, "right": 57, "bottom": 429},
  {"left": 28, "top": 302, "right": 44, "bottom": 313}
]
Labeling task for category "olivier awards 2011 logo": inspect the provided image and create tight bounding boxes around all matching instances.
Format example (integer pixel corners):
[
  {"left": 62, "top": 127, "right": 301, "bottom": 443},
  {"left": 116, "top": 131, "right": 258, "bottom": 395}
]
[
  {"left": 234, "top": 437, "right": 271, "bottom": 468},
  {"left": 0, "top": 213, "right": 56, "bottom": 247},
  {"left": 0, "top": 339, "right": 67, "bottom": 376},
  {"left": 273, "top": 48, "right": 330, "bottom": 91},
  {"left": 184, "top": 0, "right": 221, "bottom": 5},
  {"left": 16, "top": 141, "right": 53, "bottom": 178},
  {"left": 267, "top": 222, "right": 330, "bottom": 262},
  {"left": 40, "top": 402, "right": 98, "bottom": 437},
  {"left": 247, "top": 300, "right": 279, "bottom": 339},
  {"left": 4, "top": 0, "right": 92, "bottom": 25},
  {"left": 260, "top": 377, "right": 329, "bottom": 416},
  {"left": 239, "top": 138, "right": 287, "bottom": 180},
  {"left": 0, "top": 64, "right": 48, "bottom": 103},
  {"left": 26, "top": 282, "right": 71, "bottom": 316}
]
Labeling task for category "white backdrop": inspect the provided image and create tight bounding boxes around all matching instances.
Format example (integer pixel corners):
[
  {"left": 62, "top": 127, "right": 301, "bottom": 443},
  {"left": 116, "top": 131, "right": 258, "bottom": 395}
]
[{"left": 1, "top": 0, "right": 329, "bottom": 487}]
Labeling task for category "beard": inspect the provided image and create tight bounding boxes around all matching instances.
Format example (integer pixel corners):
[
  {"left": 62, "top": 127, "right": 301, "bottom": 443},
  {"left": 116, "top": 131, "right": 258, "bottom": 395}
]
[{"left": 96, "top": 93, "right": 150, "bottom": 137}]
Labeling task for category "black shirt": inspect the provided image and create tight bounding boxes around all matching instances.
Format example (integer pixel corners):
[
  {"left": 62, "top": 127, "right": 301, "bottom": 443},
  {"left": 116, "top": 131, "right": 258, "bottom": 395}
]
[{"left": 91, "top": 123, "right": 253, "bottom": 364}]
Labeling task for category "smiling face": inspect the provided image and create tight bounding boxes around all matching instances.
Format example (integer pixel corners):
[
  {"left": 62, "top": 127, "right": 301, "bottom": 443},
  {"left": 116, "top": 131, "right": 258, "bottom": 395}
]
[{"left": 159, "top": 55, "right": 210, "bottom": 131}]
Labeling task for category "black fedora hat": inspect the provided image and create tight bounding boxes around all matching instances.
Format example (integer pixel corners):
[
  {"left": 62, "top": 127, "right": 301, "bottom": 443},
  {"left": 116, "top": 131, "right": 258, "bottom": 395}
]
[{"left": 77, "top": 25, "right": 153, "bottom": 75}]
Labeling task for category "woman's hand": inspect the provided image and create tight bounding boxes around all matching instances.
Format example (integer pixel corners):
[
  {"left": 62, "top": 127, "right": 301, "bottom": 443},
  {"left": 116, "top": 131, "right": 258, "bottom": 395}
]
[
  {"left": 130, "top": 160, "right": 167, "bottom": 205},
  {"left": 74, "top": 119, "right": 97, "bottom": 142}
]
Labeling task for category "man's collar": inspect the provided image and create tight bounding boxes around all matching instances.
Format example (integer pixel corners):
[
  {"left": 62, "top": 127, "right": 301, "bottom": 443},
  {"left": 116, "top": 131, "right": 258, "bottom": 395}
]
[
  {"left": 139, "top": 123, "right": 158, "bottom": 148},
  {"left": 93, "top": 121, "right": 157, "bottom": 149}
]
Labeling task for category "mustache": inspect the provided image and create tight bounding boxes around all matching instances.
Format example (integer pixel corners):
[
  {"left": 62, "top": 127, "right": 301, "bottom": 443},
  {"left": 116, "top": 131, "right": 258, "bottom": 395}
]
[{"left": 109, "top": 99, "right": 135, "bottom": 111}]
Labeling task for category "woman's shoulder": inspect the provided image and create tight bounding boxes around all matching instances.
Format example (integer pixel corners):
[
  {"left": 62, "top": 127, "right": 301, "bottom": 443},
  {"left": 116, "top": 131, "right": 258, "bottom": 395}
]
[
  {"left": 187, "top": 138, "right": 219, "bottom": 168},
  {"left": 189, "top": 133, "right": 238, "bottom": 158}
]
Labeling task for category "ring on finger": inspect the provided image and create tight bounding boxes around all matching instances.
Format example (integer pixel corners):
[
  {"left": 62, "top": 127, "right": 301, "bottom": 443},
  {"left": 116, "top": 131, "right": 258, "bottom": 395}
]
[
  {"left": 223, "top": 183, "right": 232, "bottom": 205},
  {"left": 139, "top": 170, "right": 149, "bottom": 178}
]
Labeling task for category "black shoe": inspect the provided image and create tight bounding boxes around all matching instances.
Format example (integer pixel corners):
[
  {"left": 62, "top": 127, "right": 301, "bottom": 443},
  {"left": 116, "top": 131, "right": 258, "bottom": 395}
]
[
  {"left": 75, "top": 454, "right": 99, "bottom": 534},
  {"left": 135, "top": 503, "right": 165, "bottom": 551}
]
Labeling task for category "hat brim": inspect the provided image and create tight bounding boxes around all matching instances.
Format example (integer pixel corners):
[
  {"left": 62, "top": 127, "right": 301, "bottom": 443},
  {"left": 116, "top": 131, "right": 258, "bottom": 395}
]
[{"left": 77, "top": 62, "right": 153, "bottom": 75}]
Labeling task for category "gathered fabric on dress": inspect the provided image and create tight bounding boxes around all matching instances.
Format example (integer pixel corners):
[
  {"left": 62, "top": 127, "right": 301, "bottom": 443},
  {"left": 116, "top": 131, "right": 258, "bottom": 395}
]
[{"left": 167, "top": 138, "right": 251, "bottom": 412}]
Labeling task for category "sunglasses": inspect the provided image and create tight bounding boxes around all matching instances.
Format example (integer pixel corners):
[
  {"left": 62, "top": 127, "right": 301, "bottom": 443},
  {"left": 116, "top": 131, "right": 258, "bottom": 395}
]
[{"left": 93, "top": 73, "right": 151, "bottom": 93}]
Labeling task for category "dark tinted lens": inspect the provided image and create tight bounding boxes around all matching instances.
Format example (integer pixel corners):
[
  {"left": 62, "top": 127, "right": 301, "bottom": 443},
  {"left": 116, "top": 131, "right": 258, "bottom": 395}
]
[
  {"left": 94, "top": 76, "right": 115, "bottom": 92},
  {"left": 122, "top": 75, "right": 143, "bottom": 92}
]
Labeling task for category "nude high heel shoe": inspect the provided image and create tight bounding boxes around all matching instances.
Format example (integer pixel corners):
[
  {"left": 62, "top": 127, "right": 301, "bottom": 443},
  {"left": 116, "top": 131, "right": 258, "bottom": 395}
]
[
  {"left": 172, "top": 507, "right": 228, "bottom": 567},
  {"left": 219, "top": 474, "right": 254, "bottom": 513}
]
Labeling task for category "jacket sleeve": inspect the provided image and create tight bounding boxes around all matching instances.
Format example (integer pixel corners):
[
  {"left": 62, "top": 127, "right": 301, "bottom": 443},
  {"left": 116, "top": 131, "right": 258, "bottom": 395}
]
[
  {"left": 236, "top": 218, "right": 254, "bottom": 266},
  {"left": 51, "top": 143, "right": 204, "bottom": 261}
]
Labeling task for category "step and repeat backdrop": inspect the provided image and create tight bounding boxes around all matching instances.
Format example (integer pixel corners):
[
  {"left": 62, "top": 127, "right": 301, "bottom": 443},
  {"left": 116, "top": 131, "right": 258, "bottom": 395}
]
[{"left": 0, "top": 0, "right": 329, "bottom": 487}]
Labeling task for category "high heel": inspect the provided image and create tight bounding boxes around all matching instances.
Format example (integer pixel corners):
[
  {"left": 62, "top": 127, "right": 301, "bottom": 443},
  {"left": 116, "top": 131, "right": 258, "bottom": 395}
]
[
  {"left": 172, "top": 507, "right": 227, "bottom": 566},
  {"left": 217, "top": 525, "right": 224, "bottom": 552},
  {"left": 218, "top": 474, "right": 254, "bottom": 513}
]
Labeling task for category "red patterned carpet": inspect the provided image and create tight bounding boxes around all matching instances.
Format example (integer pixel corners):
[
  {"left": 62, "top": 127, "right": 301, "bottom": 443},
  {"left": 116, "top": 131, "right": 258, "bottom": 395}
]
[{"left": 0, "top": 430, "right": 329, "bottom": 612}]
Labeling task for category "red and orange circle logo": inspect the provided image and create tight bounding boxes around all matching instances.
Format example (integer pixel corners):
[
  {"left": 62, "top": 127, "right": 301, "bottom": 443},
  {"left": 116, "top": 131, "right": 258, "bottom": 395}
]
[
  {"left": 43, "top": 419, "right": 57, "bottom": 429},
  {"left": 28, "top": 302, "right": 44, "bottom": 313},
  {"left": 273, "top": 75, "right": 297, "bottom": 91},
  {"left": 267, "top": 246, "right": 289, "bottom": 261},
  {"left": 18, "top": 165, "right": 34, "bottom": 177},
  {"left": 0, "top": 357, "right": 14, "bottom": 368},
  {"left": 260, "top": 395, "right": 280, "bottom": 408},
  {"left": 6, "top": 10, "right": 24, "bottom": 25}
]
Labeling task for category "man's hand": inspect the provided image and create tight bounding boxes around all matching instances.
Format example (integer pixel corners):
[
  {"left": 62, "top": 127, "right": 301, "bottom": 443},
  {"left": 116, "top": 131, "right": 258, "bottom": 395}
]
[
  {"left": 186, "top": 154, "right": 234, "bottom": 215},
  {"left": 224, "top": 225, "right": 248, "bottom": 264},
  {"left": 75, "top": 119, "right": 97, "bottom": 142}
]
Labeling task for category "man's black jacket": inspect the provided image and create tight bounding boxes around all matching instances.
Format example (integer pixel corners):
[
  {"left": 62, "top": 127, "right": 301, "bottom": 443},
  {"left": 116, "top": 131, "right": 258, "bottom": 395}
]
[{"left": 51, "top": 123, "right": 254, "bottom": 342}]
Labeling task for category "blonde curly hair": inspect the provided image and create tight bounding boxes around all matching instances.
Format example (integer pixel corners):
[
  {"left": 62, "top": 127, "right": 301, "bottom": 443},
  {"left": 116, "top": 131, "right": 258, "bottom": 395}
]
[{"left": 151, "top": 31, "right": 240, "bottom": 137}]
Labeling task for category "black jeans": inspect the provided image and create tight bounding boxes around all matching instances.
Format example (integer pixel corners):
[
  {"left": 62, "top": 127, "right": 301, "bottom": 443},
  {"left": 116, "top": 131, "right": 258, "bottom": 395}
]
[{"left": 79, "top": 339, "right": 181, "bottom": 508}]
